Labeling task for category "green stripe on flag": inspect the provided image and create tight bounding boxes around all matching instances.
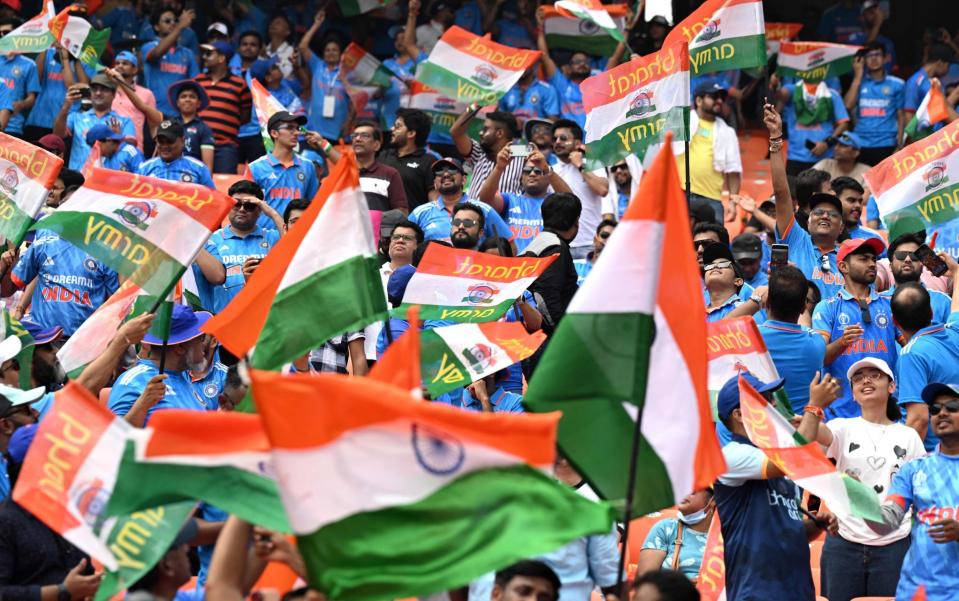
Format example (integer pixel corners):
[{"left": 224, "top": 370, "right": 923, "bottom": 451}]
[
  {"left": 777, "top": 56, "right": 856, "bottom": 82},
  {"left": 0, "top": 191, "right": 39, "bottom": 248},
  {"left": 3, "top": 310, "right": 35, "bottom": 390},
  {"left": 840, "top": 472, "right": 884, "bottom": 522},
  {"left": 420, "top": 329, "right": 473, "bottom": 397},
  {"left": 130, "top": 295, "right": 173, "bottom": 342},
  {"left": 587, "top": 107, "right": 689, "bottom": 166},
  {"left": 393, "top": 298, "right": 516, "bottom": 323},
  {"left": 883, "top": 182, "right": 959, "bottom": 230},
  {"left": 545, "top": 33, "right": 620, "bottom": 57},
  {"left": 417, "top": 62, "right": 502, "bottom": 105},
  {"left": 690, "top": 34, "right": 767, "bottom": 75}
]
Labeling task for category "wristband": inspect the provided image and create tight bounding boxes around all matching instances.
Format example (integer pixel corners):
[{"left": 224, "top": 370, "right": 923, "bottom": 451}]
[
  {"left": 320, "top": 140, "right": 333, "bottom": 156},
  {"left": 803, "top": 405, "right": 825, "bottom": 420},
  {"left": 768, "top": 135, "right": 783, "bottom": 141}
]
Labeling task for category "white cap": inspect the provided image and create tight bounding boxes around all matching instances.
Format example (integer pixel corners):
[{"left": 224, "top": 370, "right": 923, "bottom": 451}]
[
  {"left": 846, "top": 357, "right": 896, "bottom": 383},
  {"left": 0, "top": 384, "right": 46, "bottom": 408},
  {"left": 207, "top": 22, "right": 229, "bottom": 36},
  {"left": 0, "top": 335, "right": 21, "bottom": 364}
]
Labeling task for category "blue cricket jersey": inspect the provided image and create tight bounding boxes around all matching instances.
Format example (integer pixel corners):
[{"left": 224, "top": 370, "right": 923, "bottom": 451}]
[
  {"left": 759, "top": 320, "right": 827, "bottom": 413},
  {"left": 306, "top": 55, "right": 349, "bottom": 140},
  {"left": 897, "top": 316, "right": 959, "bottom": 452},
  {"left": 776, "top": 215, "right": 844, "bottom": 299},
  {"left": 549, "top": 72, "right": 586, "bottom": 128},
  {"left": 201, "top": 225, "right": 281, "bottom": 313},
  {"left": 409, "top": 196, "right": 512, "bottom": 242},
  {"left": 851, "top": 74, "right": 904, "bottom": 148},
  {"left": 27, "top": 49, "right": 95, "bottom": 130},
  {"left": 499, "top": 192, "right": 546, "bottom": 253},
  {"left": 109, "top": 359, "right": 216, "bottom": 422},
  {"left": 499, "top": 80, "right": 560, "bottom": 122},
  {"left": 100, "top": 143, "right": 145, "bottom": 173},
  {"left": 782, "top": 83, "right": 850, "bottom": 164},
  {"left": 0, "top": 55, "right": 40, "bottom": 135},
  {"left": 65, "top": 109, "right": 136, "bottom": 170},
  {"left": 247, "top": 152, "right": 320, "bottom": 229},
  {"left": 137, "top": 155, "right": 215, "bottom": 188},
  {"left": 142, "top": 41, "right": 199, "bottom": 115},
  {"left": 904, "top": 67, "right": 932, "bottom": 112}
]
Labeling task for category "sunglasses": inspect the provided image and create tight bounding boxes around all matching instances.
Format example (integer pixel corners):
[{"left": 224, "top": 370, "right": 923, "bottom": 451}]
[
  {"left": 391, "top": 233, "right": 416, "bottom": 242},
  {"left": 929, "top": 399, "right": 959, "bottom": 416},
  {"left": 703, "top": 260, "right": 733, "bottom": 273},
  {"left": 451, "top": 218, "right": 478, "bottom": 228},
  {"left": 522, "top": 167, "right": 545, "bottom": 175},
  {"left": 233, "top": 201, "right": 259, "bottom": 211},
  {"left": 810, "top": 208, "right": 841, "bottom": 219},
  {"left": 274, "top": 124, "right": 299, "bottom": 132},
  {"left": 894, "top": 250, "right": 919, "bottom": 261},
  {"left": 693, "top": 239, "right": 713, "bottom": 249},
  {"left": 610, "top": 164, "right": 629, "bottom": 172},
  {"left": 434, "top": 167, "right": 460, "bottom": 176},
  {"left": 554, "top": 134, "right": 574, "bottom": 142}
]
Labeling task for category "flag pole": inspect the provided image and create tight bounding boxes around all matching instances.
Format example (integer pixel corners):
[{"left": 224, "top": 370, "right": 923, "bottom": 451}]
[
  {"left": 684, "top": 142, "right": 692, "bottom": 200},
  {"left": 614, "top": 398, "right": 647, "bottom": 597}
]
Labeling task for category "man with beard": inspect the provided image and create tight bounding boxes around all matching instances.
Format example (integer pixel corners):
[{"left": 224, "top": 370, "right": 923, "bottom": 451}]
[
  {"left": 881, "top": 232, "right": 951, "bottom": 324},
  {"left": 524, "top": 118, "right": 554, "bottom": 164},
  {"left": 573, "top": 220, "right": 616, "bottom": 286},
  {"left": 535, "top": 9, "right": 590, "bottom": 128},
  {"left": 109, "top": 305, "right": 217, "bottom": 426},
  {"left": 831, "top": 176, "right": 883, "bottom": 250},
  {"left": 53, "top": 74, "right": 137, "bottom": 170},
  {"left": 813, "top": 238, "right": 897, "bottom": 418},
  {"left": 137, "top": 120, "right": 215, "bottom": 187},
  {"left": 450, "top": 203, "right": 486, "bottom": 251},
  {"left": 409, "top": 158, "right": 511, "bottom": 243},
  {"left": 451, "top": 110, "right": 526, "bottom": 199},
  {"left": 551, "top": 119, "right": 611, "bottom": 260},
  {"left": 379, "top": 108, "right": 436, "bottom": 209}
]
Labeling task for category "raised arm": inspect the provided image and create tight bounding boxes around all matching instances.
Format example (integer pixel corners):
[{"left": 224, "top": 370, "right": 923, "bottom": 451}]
[
  {"left": 477, "top": 146, "right": 510, "bottom": 212},
  {"left": 402, "top": 0, "right": 421, "bottom": 61},
  {"left": 74, "top": 313, "right": 155, "bottom": 396},
  {"left": 105, "top": 67, "right": 164, "bottom": 127},
  {"left": 53, "top": 84, "right": 84, "bottom": 138},
  {"left": 146, "top": 8, "right": 194, "bottom": 63},
  {"left": 535, "top": 8, "right": 558, "bottom": 79},
  {"left": 449, "top": 104, "right": 480, "bottom": 157},
  {"left": 763, "top": 102, "right": 793, "bottom": 235},
  {"left": 298, "top": 10, "right": 325, "bottom": 63},
  {"left": 844, "top": 56, "right": 864, "bottom": 113}
]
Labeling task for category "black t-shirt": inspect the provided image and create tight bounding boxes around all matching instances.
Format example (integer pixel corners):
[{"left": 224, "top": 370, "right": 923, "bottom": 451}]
[{"left": 378, "top": 147, "right": 435, "bottom": 210}]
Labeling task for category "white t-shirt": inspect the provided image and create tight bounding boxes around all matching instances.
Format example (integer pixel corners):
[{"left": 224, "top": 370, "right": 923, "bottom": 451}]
[
  {"left": 553, "top": 161, "right": 616, "bottom": 250},
  {"left": 825, "top": 417, "right": 926, "bottom": 545}
]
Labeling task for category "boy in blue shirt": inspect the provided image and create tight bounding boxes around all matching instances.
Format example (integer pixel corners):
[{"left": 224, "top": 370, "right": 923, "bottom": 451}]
[
  {"left": 86, "top": 124, "right": 144, "bottom": 173},
  {"left": 142, "top": 7, "right": 199, "bottom": 115},
  {"left": 53, "top": 74, "right": 136, "bottom": 171},
  {"left": 903, "top": 43, "right": 954, "bottom": 120},
  {"left": 844, "top": 42, "right": 905, "bottom": 165},
  {"left": 499, "top": 64, "right": 560, "bottom": 123}
]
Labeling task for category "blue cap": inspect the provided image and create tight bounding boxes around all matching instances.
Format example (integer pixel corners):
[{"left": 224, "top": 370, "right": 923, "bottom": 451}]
[
  {"left": 387, "top": 264, "right": 416, "bottom": 306},
  {"left": 115, "top": 50, "right": 138, "bottom": 68},
  {"left": 201, "top": 41, "right": 235, "bottom": 60},
  {"left": 250, "top": 57, "right": 278, "bottom": 83},
  {"left": 167, "top": 79, "right": 210, "bottom": 112},
  {"left": 20, "top": 319, "right": 63, "bottom": 345},
  {"left": 716, "top": 372, "right": 785, "bottom": 421},
  {"left": 143, "top": 305, "right": 212, "bottom": 346},
  {"left": 85, "top": 123, "right": 124, "bottom": 145},
  {"left": 694, "top": 81, "right": 728, "bottom": 99},
  {"left": 921, "top": 382, "right": 959, "bottom": 405},
  {"left": 837, "top": 131, "right": 862, "bottom": 149},
  {"left": 8, "top": 423, "right": 38, "bottom": 464}
]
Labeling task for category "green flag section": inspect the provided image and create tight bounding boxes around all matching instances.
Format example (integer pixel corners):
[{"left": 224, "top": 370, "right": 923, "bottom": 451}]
[
  {"left": 337, "top": 0, "right": 396, "bottom": 17},
  {"left": 106, "top": 410, "right": 291, "bottom": 533},
  {"left": 342, "top": 43, "right": 395, "bottom": 88},
  {"left": 250, "top": 369, "right": 616, "bottom": 601},
  {"left": 2, "top": 309, "right": 35, "bottom": 390},
  {"left": 738, "top": 376, "right": 883, "bottom": 522},
  {"left": 581, "top": 41, "right": 690, "bottom": 166},
  {"left": 777, "top": 41, "right": 861, "bottom": 83},
  {"left": 0, "top": 0, "right": 57, "bottom": 55},
  {"left": 32, "top": 167, "right": 234, "bottom": 297},
  {"left": 0, "top": 132, "right": 64, "bottom": 246},
  {"left": 417, "top": 26, "right": 541, "bottom": 105},
  {"left": 51, "top": 9, "right": 111, "bottom": 70},
  {"left": 904, "top": 78, "right": 950, "bottom": 141},
  {"left": 663, "top": 0, "right": 766, "bottom": 76},
  {"left": 524, "top": 134, "right": 726, "bottom": 515},
  {"left": 57, "top": 281, "right": 142, "bottom": 378},
  {"left": 204, "top": 152, "right": 388, "bottom": 371},
  {"left": 541, "top": 4, "right": 628, "bottom": 56},
  {"left": 130, "top": 293, "right": 174, "bottom": 342},
  {"left": 863, "top": 120, "right": 959, "bottom": 246},
  {"left": 421, "top": 321, "right": 545, "bottom": 397},
  {"left": 554, "top": 0, "right": 624, "bottom": 43},
  {"left": 395, "top": 244, "right": 556, "bottom": 322}
]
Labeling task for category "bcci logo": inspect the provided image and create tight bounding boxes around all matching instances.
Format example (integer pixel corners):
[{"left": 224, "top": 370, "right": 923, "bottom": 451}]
[
  {"left": 924, "top": 162, "right": 949, "bottom": 192},
  {"left": 462, "top": 343, "right": 496, "bottom": 372},
  {"left": 462, "top": 282, "right": 500, "bottom": 304},
  {"left": 808, "top": 50, "right": 827, "bottom": 67},
  {"left": 875, "top": 312, "right": 889, "bottom": 327},
  {"left": 626, "top": 90, "right": 657, "bottom": 117},
  {"left": 472, "top": 65, "right": 498, "bottom": 86},
  {"left": 72, "top": 480, "right": 110, "bottom": 528},
  {"left": 113, "top": 200, "right": 158, "bottom": 231},
  {"left": 0, "top": 166, "right": 18, "bottom": 194},
  {"left": 697, "top": 19, "right": 721, "bottom": 42},
  {"left": 578, "top": 19, "right": 600, "bottom": 35}
]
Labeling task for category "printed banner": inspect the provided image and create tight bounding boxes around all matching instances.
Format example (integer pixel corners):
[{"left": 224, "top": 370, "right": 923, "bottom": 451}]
[
  {"left": 250, "top": 78, "right": 289, "bottom": 153},
  {"left": 765, "top": 22, "right": 804, "bottom": 55},
  {"left": 696, "top": 514, "right": 726, "bottom": 601},
  {"left": 0, "top": 132, "right": 64, "bottom": 246},
  {"left": 777, "top": 41, "right": 861, "bottom": 82},
  {"left": 0, "top": 1, "right": 57, "bottom": 55}
]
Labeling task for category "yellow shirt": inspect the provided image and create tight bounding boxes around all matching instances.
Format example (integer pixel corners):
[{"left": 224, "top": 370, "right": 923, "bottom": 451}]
[{"left": 676, "top": 120, "right": 725, "bottom": 201}]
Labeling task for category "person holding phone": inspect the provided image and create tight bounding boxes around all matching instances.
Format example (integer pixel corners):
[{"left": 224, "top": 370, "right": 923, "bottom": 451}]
[{"left": 52, "top": 74, "right": 136, "bottom": 171}]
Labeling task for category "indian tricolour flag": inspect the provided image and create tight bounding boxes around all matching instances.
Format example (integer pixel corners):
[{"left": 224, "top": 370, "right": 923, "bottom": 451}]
[
  {"left": 337, "top": 0, "right": 395, "bottom": 17},
  {"left": 57, "top": 281, "right": 143, "bottom": 378},
  {"left": 905, "top": 78, "right": 949, "bottom": 141},
  {"left": 35, "top": 167, "right": 233, "bottom": 297},
  {"left": 250, "top": 78, "right": 288, "bottom": 153},
  {"left": 0, "top": 1, "right": 57, "bottom": 55},
  {"left": 864, "top": 120, "right": 959, "bottom": 252},
  {"left": 765, "top": 22, "right": 804, "bottom": 55},
  {"left": 421, "top": 321, "right": 546, "bottom": 397},
  {"left": 525, "top": 133, "right": 726, "bottom": 514},
  {"left": 0, "top": 132, "right": 63, "bottom": 246},
  {"left": 555, "top": 0, "right": 623, "bottom": 43},
  {"left": 251, "top": 369, "right": 616, "bottom": 601},
  {"left": 105, "top": 409, "right": 290, "bottom": 533},
  {"left": 417, "top": 26, "right": 541, "bottom": 105},
  {"left": 49, "top": 7, "right": 111, "bottom": 70},
  {"left": 738, "top": 376, "right": 883, "bottom": 521},
  {"left": 409, "top": 80, "right": 494, "bottom": 140},
  {"left": 542, "top": 4, "right": 628, "bottom": 56},
  {"left": 663, "top": 0, "right": 766, "bottom": 75},
  {"left": 342, "top": 43, "right": 395, "bottom": 88},
  {"left": 204, "top": 152, "right": 387, "bottom": 371},
  {"left": 395, "top": 244, "right": 556, "bottom": 323},
  {"left": 582, "top": 40, "right": 690, "bottom": 166},
  {"left": 778, "top": 41, "right": 861, "bottom": 82}
]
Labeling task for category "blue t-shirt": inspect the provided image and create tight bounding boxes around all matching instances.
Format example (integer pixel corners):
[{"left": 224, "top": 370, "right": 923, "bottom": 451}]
[
  {"left": 109, "top": 359, "right": 216, "bottom": 422},
  {"left": 201, "top": 226, "right": 281, "bottom": 313},
  {"left": 65, "top": 110, "right": 136, "bottom": 170},
  {"left": 782, "top": 83, "right": 850, "bottom": 163},
  {"left": 176, "top": 116, "right": 216, "bottom": 163},
  {"left": 888, "top": 451, "right": 959, "bottom": 601},
  {"left": 904, "top": 67, "right": 932, "bottom": 112},
  {"left": 99, "top": 6, "right": 140, "bottom": 46},
  {"left": 137, "top": 20, "right": 199, "bottom": 56},
  {"left": 499, "top": 80, "right": 560, "bottom": 122},
  {"left": 0, "top": 455, "right": 8, "bottom": 502},
  {"left": 494, "top": 18, "right": 534, "bottom": 49},
  {"left": 438, "top": 386, "right": 525, "bottom": 413},
  {"left": 866, "top": 195, "right": 882, "bottom": 228},
  {"left": 745, "top": 269, "right": 768, "bottom": 288},
  {"left": 776, "top": 216, "right": 844, "bottom": 299},
  {"left": 409, "top": 196, "right": 512, "bottom": 242},
  {"left": 306, "top": 55, "right": 349, "bottom": 140},
  {"left": 12, "top": 233, "right": 119, "bottom": 335},
  {"left": 812, "top": 289, "right": 899, "bottom": 418},
  {"left": 142, "top": 41, "right": 199, "bottom": 115},
  {"left": 817, "top": 3, "right": 862, "bottom": 42},
  {"left": 851, "top": 75, "right": 905, "bottom": 148},
  {"left": 500, "top": 192, "right": 545, "bottom": 252},
  {"left": 248, "top": 153, "right": 320, "bottom": 229},
  {"left": 549, "top": 72, "right": 586, "bottom": 128},
  {"left": 759, "top": 320, "right": 826, "bottom": 413},
  {"left": 137, "top": 155, "right": 215, "bottom": 188},
  {"left": 195, "top": 503, "right": 229, "bottom": 588},
  {"left": 192, "top": 359, "right": 228, "bottom": 409},
  {"left": 705, "top": 292, "right": 743, "bottom": 322},
  {"left": 848, "top": 32, "right": 896, "bottom": 73},
  {"left": 454, "top": 0, "right": 484, "bottom": 34},
  {"left": 897, "top": 316, "right": 959, "bottom": 452},
  {"left": 0, "top": 55, "right": 40, "bottom": 135},
  {"left": 27, "top": 50, "right": 95, "bottom": 130},
  {"left": 641, "top": 517, "right": 710, "bottom": 579},
  {"left": 573, "top": 258, "right": 593, "bottom": 287},
  {"left": 100, "top": 143, "right": 145, "bottom": 173}
]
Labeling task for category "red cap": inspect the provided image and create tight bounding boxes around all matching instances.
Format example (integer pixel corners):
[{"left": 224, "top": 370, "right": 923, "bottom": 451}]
[
  {"left": 837, "top": 237, "right": 886, "bottom": 263},
  {"left": 0, "top": 0, "right": 21, "bottom": 11}
]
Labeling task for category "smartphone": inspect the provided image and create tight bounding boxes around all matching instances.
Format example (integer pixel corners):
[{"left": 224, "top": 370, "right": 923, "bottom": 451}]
[
  {"left": 915, "top": 244, "right": 949, "bottom": 277},
  {"left": 804, "top": 139, "right": 817, "bottom": 150},
  {"left": 771, "top": 243, "right": 789, "bottom": 270},
  {"left": 509, "top": 143, "right": 532, "bottom": 157},
  {"left": 78, "top": 87, "right": 91, "bottom": 99}
]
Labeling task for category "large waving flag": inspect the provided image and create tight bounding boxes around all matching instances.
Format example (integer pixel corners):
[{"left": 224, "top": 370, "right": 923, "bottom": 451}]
[
  {"left": 524, "top": 133, "right": 726, "bottom": 514},
  {"left": 417, "top": 26, "right": 541, "bottom": 105},
  {"left": 204, "top": 152, "right": 387, "bottom": 370},
  {"left": 555, "top": 0, "right": 624, "bottom": 43},
  {"left": 777, "top": 41, "right": 861, "bottom": 82},
  {"left": 0, "top": 133, "right": 63, "bottom": 245},
  {"left": 738, "top": 376, "right": 883, "bottom": 521},
  {"left": 905, "top": 79, "right": 950, "bottom": 141},
  {"left": 765, "top": 22, "right": 804, "bottom": 55},
  {"left": 249, "top": 78, "right": 289, "bottom": 153},
  {"left": 542, "top": 4, "right": 628, "bottom": 56},
  {"left": 50, "top": 7, "right": 111, "bottom": 70},
  {"left": 696, "top": 515, "right": 726, "bottom": 601},
  {"left": 251, "top": 369, "right": 615, "bottom": 601},
  {"left": 34, "top": 167, "right": 233, "bottom": 297},
  {"left": 342, "top": 43, "right": 395, "bottom": 88},
  {"left": 582, "top": 40, "right": 690, "bottom": 166},
  {"left": 0, "top": 1, "right": 57, "bottom": 55},
  {"left": 663, "top": 0, "right": 766, "bottom": 75}
]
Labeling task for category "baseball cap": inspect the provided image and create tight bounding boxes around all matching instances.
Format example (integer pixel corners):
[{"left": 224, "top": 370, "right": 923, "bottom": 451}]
[
  {"left": 115, "top": 50, "right": 138, "bottom": 68},
  {"left": 20, "top": 320, "right": 64, "bottom": 345},
  {"left": 267, "top": 110, "right": 307, "bottom": 132},
  {"left": 861, "top": 0, "right": 880, "bottom": 11},
  {"left": 8, "top": 423, "right": 37, "bottom": 464},
  {"left": 167, "top": 79, "right": 210, "bottom": 112},
  {"left": 702, "top": 242, "right": 735, "bottom": 265},
  {"left": 37, "top": 134, "right": 65, "bottom": 155},
  {"left": 85, "top": 123, "right": 124, "bottom": 146},
  {"left": 837, "top": 237, "right": 886, "bottom": 263},
  {"left": 431, "top": 157, "right": 464, "bottom": 174},
  {"left": 694, "top": 81, "right": 727, "bottom": 99},
  {"left": 207, "top": 22, "right": 229, "bottom": 37},
  {"left": 387, "top": 264, "right": 417, "bottom": 306},
  {"left": 200, "top": 41, "right": 235, "bottom": 60},
  {"left": 155, "top": 119, "right": 185, "bottom": 141},
  {"left": 846, "top": 357, "right": 895, "bottom": 383},
  {"left": 649, "top": 15, "right": 670, "bottom": 27},
  {"left": 731, "top": 233, "right": 763, "bottom": 261},
  {"left": 143, "top": 305, "right": 212, "bottom": 346},
  {"left": 524, "top": 117, "right": 553, "bottom": 142},
  {"left": 250, "top": 57, "right": 279, "bottom": 82},
  {"left": 90, "top": 73, "right": 117, "bottom": 91},
  {"left": 921, "top": 382, "right": 959, "bottom": 405},
  {"left": 837, "top": 132, "right": 862, "bottom": 149},
  {"left": 0, "top": 335, "right": 22, "bottom": 364},
  {"left": 808, "top": 192, "right": 843, "bottom": 215},
  {"left": 430, "top": 1, "right": 452, "bottom": 16},
  {"left": 717, "top": 372, "right": 785, "bottom": 421},
  {"left": 379, "top": 209, "right": 406, "bottom": 237},
  {"left": 0, "top": 384, "right": 46, "bottom": 417}
]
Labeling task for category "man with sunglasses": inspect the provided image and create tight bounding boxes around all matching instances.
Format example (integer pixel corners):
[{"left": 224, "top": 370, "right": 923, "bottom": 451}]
[
  {"left": 607, "top": 160, "right": 633, "bottom": 220},
  {"left": 248, "top": 111, "right": 319, "bottom": 229},
  {"left": 137, "top": 120, "right": 215, "bottom": 188},
  {"left": 573, "top": 220, "right": 616, "bottom": 287},
  {"left": 193, "top": 180, "right": 283, "bottom": 314},
  {"left": 864, "top": 381, "right": 959, "bottom": 601},
  {"left": 880, "top": 232, "right": 951, "bottom": 325},
  {"left": 812, "top": 237, "right": 897, "bottom": 419},
  {"left": 143, "top": 7, "right": 199, "bottom": 115},
  {"left": 844, "top": 41, "right": 904, "bottom": 166}
]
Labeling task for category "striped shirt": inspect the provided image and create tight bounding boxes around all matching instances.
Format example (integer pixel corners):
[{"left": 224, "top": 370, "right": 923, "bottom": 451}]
[
  {"left": 464, "top": 139, "right": 526, "bottom": 199},
  {"left": 194, "top": 72, "right": 252, "bottom": 146}
]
